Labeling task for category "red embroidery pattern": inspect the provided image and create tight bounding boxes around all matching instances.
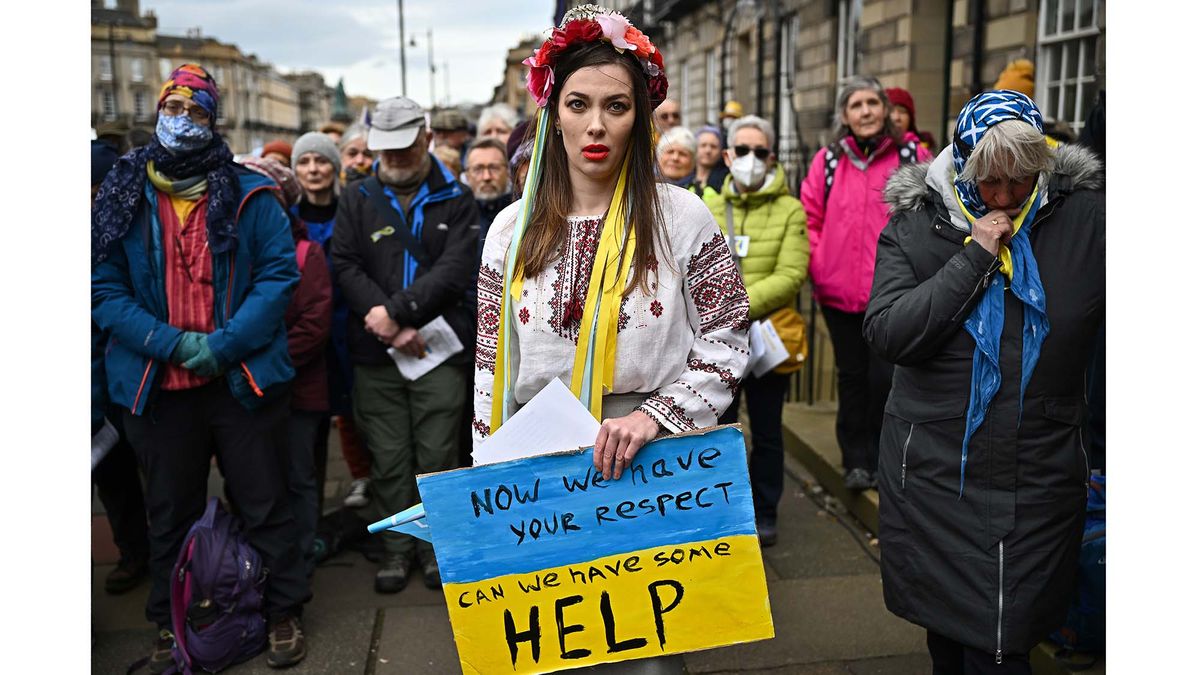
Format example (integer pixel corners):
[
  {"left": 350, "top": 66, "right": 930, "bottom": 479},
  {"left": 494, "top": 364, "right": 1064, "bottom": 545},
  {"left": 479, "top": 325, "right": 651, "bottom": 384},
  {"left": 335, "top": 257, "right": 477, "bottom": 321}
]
[
  {"left": 639, "top": 394, "right": 697, "bottom": 431},
  {"left": 686, "top": 233, "right": 750, "bottom": 334},
  {"left": 472, "top": 416, "right": 490, "bottom": 438},
  {"left": 518, "top": 307, "right": 530, "bottom": 324},
  {"left": 548, "top": 216, "right": 604, "bottom": 342},
  {"left": 687, "top": 358, "right": 738, "bottom": 392},
  {"left": 650, "top": 300, "right": 663, "bottom": 318},
  {"left": 476, "top": 263, "right": 504, "bottom": 373},
  {"left": 618, "top": 295, "right": 631, "bottom": 332}
]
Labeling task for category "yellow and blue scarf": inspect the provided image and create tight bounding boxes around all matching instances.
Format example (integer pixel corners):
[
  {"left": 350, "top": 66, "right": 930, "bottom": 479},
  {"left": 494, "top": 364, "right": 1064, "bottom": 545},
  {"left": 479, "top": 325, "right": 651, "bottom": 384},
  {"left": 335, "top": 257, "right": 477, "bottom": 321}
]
[{"left": 951, "top": 90, "right": 1050, "bottom": 497}]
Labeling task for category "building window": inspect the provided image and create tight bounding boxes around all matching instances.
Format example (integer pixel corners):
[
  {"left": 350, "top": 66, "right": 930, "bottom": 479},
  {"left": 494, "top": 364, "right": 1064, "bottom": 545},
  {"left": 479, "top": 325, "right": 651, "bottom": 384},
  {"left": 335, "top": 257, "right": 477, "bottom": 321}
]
[
  {"left": 160, "top": 58, "right": 173, "bottom": 81},
  {"left": 134, "top": 90, "right": 148, "bottom": 120},
  {"left": 101, "top": 90, "right": 116, "bottom": 121},
  {"left": 131, "top": 58, "right": 144, "bottom": 83},
  {"left": 777, "top": 17, "right": 799, "bottom": 158},
  {"left": 1037, "top": 0, "right": 1103, "bottom": 134},
  {"left": 100, "top": 55, "right": 113, "bottom": 81},
  {"left": 706, "top": 50, "right": 718, "bottom": 124},
  {"left": 103, "top": 0, "right": 118, "bottom": 8},
  {"left": 836, "top": 0, "right": 864, "bottom": 83},
  {"left": 680, "top": 57, "right": 692, "bottom": 126}
]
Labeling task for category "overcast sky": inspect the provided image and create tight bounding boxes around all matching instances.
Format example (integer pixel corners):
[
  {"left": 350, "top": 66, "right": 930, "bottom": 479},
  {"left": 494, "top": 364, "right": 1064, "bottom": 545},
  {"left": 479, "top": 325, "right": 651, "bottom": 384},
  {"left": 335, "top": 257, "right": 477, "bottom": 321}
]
[{"left": 143, "top": 0, "right": 552, "bottom": 106}]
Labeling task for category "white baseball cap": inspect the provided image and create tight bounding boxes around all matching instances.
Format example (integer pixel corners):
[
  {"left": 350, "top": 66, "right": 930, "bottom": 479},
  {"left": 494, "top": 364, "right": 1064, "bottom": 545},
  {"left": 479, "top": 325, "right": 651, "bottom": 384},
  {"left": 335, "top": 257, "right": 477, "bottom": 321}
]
[{"left": 367, "top": 96, "right": 426, "bottom": 151}]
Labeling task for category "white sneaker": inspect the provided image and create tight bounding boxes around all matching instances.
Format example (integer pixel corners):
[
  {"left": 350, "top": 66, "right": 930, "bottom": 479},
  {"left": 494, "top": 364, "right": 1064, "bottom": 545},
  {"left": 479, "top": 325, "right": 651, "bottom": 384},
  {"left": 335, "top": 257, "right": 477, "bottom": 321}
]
[{"left": 343, "top": 478, "right": 370, "bottom": 508}]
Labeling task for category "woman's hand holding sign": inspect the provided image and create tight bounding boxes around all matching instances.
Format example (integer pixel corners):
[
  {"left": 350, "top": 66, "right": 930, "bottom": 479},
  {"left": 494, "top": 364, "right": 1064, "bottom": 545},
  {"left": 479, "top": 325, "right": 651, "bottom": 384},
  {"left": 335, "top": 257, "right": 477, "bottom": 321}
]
[{"left": 593, "top": 411, "right": 660, "bottom": 481}]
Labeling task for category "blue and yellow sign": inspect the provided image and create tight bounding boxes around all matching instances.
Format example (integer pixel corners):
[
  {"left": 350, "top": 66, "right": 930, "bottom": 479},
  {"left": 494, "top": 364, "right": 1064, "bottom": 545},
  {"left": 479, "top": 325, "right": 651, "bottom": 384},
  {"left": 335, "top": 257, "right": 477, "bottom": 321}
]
[{"left": 417, "top": 425, "right": 774, "bottom": 674}]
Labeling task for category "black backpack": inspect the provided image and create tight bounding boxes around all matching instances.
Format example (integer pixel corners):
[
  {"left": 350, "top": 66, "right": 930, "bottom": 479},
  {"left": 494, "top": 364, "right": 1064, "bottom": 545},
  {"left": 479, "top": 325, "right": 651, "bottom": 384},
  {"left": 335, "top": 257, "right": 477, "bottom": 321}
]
[{"left": 822, "top": 137, "right": 920, "bottom": 205}]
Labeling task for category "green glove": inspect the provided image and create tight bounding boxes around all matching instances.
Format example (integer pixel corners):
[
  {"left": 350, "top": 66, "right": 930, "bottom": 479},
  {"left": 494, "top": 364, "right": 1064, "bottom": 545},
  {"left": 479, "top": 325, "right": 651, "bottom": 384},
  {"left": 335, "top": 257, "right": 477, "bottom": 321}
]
[
  {"left": 171, "top": 332, "right": 205, "bottom": 365},
  {"left": 182, "top": 335, "right": 223, "bottom": 377}
]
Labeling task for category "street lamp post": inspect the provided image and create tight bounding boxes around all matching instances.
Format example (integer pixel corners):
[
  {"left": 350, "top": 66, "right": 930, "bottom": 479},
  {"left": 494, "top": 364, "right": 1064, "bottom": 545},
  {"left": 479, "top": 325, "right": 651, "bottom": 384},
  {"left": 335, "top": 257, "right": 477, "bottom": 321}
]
[
  {"left": 398, "top": 0, "right": 408, "bottom": 95},
  {"left": 428, "top": 28, "right": 436, "bottom": 110}
]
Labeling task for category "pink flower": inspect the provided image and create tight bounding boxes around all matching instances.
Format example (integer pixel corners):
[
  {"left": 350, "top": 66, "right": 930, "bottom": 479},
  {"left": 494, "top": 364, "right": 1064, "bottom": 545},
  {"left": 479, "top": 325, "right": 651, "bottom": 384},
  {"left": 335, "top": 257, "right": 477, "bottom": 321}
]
[
  {"left": 523, "top": 56, "right": 554, "bottom": 108},
  {"left": 595, "top": 13, "right": 633, "bottom": 51}
]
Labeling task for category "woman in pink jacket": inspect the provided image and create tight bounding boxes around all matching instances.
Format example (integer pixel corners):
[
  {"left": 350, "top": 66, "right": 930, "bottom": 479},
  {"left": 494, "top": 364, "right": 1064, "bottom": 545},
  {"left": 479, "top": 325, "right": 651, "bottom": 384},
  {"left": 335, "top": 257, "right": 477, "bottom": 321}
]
[{"left": 800, "top": 76, "right": 932, "bottom": 491}]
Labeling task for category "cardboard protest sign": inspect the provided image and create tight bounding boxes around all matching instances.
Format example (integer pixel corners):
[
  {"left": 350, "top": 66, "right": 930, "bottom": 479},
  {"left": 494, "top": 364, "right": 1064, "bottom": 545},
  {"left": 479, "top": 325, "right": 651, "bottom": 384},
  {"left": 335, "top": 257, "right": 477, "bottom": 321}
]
[{"left": 417, "top": 425, "right": 774, "bottom": 674}]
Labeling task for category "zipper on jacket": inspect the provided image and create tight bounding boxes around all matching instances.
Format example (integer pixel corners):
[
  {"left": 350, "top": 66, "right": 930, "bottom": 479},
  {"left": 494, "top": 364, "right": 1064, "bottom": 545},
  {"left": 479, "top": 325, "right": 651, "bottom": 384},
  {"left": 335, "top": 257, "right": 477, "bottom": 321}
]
[
  {"left": 996, "top": 539, "right": 1005, "bottom": 664},
  {"left": 240, "top": 363, "right": 265, "bottom": 398},
  {"left": 900, "top": 423, "right": 914, "bottom": 489},
  {"left": 1077, "top": 427, "right": 1091, "bottom": 486}
]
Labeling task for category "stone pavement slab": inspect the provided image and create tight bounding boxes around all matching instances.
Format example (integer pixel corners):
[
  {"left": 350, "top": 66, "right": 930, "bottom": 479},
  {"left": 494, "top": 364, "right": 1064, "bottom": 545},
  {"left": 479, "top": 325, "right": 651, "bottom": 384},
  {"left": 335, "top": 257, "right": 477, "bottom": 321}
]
[{"left": 374, "top": 604, "right": 461, "bottom": 674}]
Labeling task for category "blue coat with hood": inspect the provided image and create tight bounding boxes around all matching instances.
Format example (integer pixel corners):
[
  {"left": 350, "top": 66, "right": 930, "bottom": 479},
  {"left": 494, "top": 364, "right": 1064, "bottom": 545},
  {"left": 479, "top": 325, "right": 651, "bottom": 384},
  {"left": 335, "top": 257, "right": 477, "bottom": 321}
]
[{"left": 92, "top": 167, "right": 300, "bottom": 415}]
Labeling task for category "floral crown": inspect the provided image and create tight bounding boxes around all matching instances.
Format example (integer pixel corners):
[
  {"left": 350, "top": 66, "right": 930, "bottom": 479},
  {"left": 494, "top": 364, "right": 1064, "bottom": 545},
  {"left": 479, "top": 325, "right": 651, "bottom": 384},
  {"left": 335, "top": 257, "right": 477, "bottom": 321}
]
[{"left": 523, "top": 4, "right": 668, "bottom": 109}]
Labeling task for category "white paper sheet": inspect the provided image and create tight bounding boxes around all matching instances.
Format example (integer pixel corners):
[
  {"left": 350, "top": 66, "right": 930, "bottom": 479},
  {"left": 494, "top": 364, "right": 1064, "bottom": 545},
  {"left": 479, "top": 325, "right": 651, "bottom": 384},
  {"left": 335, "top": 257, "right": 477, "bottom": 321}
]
[
  {"left": 749, "top": 318, "right": 790, "bottom": 378},
  {"left": 386, "top": 315, "right": 464, "bottom": 381},
  {"left": 472, "top": 377, "right": 601, "bottom": 466},
  {"left": 91, "top": 418, "right": 119, "bottom": 471}
]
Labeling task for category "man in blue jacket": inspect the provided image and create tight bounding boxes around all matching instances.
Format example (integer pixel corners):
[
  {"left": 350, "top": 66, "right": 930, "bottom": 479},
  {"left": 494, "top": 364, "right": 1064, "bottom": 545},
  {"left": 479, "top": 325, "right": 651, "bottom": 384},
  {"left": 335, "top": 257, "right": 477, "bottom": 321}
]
[{"left": 91, "top": 64, "right": 308, "bottom": 672}]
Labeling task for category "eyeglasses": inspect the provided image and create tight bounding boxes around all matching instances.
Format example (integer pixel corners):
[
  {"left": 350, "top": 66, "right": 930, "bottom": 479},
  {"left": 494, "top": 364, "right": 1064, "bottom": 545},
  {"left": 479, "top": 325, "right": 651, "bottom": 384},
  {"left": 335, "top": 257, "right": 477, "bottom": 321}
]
[
  {"left": 467, "top": 164, "right": 506, "bottom": 177},
  {"left": 161, "top": 99, "right": 211, "bottom": 123},
  {"left": 733, "top": 145, "right": 770, "bottom": 160}
]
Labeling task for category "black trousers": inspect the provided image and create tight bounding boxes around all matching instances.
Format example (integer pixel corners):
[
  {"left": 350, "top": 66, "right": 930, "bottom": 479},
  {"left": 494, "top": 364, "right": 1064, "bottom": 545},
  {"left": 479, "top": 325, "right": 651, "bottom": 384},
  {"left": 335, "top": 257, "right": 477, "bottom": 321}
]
[
  {"left": 123, "top": 381, "right": 309, "bottom": 629},
  {"left": 927, "top": 631, "right": 1031, "bottom": 675},
  {"left": 718, "top": 370, "right": 789, "bottom": 524},
  {"left": 93, "top": 411, "right": 149, "bottom": 564},
  {"left": 821, "top": 306, "right": 893, "bottom": 474}
]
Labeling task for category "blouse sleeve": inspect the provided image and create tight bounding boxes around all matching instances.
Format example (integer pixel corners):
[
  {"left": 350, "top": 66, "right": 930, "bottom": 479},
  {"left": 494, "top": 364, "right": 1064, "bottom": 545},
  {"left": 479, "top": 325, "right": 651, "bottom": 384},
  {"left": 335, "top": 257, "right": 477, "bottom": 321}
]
[
  {"left": 471, "top": 206, "right": 517, "bottom": 455},
  {"left": 637, "top": 197, "right": 752, "bottom": 432}
]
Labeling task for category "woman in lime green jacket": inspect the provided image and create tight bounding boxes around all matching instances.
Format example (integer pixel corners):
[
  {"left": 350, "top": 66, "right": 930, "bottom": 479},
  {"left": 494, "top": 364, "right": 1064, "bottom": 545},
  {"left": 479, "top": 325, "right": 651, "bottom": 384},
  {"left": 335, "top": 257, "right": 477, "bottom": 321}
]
[{"left": 704, "top": 115, "right": 809, "bottom": 547}]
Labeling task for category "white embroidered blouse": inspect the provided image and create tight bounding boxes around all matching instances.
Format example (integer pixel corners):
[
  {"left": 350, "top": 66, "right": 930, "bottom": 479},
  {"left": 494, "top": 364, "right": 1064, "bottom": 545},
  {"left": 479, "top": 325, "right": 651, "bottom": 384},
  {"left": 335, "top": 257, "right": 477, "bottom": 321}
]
[{"left": 472, "top": 183, "right": 751, "bottom": 450}]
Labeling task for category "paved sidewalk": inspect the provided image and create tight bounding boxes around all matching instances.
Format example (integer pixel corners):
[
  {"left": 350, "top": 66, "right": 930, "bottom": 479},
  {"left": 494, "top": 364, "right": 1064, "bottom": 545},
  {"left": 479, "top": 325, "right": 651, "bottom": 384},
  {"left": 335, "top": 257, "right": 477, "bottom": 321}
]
[{"left": 92, "top": 431, "right": 930, "bottom": 674}]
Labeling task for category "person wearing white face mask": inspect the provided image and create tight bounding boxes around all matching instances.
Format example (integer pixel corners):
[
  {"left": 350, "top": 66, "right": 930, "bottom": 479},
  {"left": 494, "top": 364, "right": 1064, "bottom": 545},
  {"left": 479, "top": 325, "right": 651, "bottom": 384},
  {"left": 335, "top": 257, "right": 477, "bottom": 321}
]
[
  {"left": 703, "top": 114, "right": 809, "bottom": 548},
  {"left": 798, "top": 76, "right": 933, "bottom": 492}
]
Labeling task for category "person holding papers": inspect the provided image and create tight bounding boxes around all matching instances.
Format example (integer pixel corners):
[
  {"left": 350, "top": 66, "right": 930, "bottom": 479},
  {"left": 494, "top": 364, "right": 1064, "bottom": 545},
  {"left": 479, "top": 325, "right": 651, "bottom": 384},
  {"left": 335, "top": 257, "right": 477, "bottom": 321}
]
[
  {"left": 331, "top": 95, "right": 480, "bottom": 594},
  {"left": 472, "top": 5, "right": 752, "bottom": 555},
  {"left": 704, "top": 114, "right": 809, "bottom": 548}
]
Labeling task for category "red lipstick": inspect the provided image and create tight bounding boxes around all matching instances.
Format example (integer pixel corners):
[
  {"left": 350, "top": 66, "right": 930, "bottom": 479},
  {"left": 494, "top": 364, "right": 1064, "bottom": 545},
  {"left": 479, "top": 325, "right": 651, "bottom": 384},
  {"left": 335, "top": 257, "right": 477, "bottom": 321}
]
[{"left": 582, "top": 144, "right": 610, "bottom": 162}]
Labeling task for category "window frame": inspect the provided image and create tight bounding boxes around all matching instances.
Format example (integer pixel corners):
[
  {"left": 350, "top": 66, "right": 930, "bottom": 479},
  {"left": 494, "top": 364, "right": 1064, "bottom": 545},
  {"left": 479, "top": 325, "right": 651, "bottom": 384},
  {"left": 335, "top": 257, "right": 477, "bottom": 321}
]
[
  {"left": 101, "top": 89, "right": 116, "bottom": 121},
  {"left": 131, "top": 58, "right": 144, "bottom": 83},
  {"left": 99, "top": 54, "right": 113, "bottom": 82},
  {"left": 705, "top": 50, "right": 718, "bottom": 124},
  {"left": 836, "top": 0, "right": 864, "bottom": 84},
  {"left": 1035, "top": 0, "right": 1103, "bottom": 134}
]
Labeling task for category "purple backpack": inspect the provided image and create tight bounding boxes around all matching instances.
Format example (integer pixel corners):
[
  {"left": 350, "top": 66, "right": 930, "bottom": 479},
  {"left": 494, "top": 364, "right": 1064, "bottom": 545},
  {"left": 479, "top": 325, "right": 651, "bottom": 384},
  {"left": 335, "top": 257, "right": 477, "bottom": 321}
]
[{"left": 166, "top": 497, "right": 267, "bottom": 673}]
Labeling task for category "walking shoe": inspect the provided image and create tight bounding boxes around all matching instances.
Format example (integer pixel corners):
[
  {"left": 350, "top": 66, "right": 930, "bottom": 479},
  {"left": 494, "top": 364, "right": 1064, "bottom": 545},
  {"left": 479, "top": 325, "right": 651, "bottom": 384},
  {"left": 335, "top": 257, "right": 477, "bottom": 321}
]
[
  {"left": 420, "top": 554, "right": 442, "bottom": 590},
  {"left": 266, "top": 614, "right": 306, "bottom": 668},
  {"left": 375, "top": 553, "right": 411, "bottom": 594},
  {"left": 105, "top": 555, "right": 149, "bottom": 595},
  {"left": 844, "top": 468, "right": 873, "bottom": 491},
  {"left": 756, "top": 521, "right": 778, "bottom": 548},
  {"left": 343, "top": 478, "right": 371, "bottom": 508},
  {"left": 147, "top": 629, "right": 175, "bottom": 674}
]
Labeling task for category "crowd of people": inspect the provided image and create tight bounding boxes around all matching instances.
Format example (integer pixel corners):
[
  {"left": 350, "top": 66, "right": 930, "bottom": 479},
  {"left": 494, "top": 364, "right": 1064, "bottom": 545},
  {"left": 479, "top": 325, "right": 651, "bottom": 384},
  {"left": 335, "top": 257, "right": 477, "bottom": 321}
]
[{"left": 92, "top": 6, "right": 1104, "bottom": 673}]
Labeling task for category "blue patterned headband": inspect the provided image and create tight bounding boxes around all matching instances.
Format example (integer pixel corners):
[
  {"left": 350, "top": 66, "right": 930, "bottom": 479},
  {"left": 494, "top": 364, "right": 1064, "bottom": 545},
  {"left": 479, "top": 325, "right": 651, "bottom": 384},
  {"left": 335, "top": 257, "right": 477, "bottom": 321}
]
[{"left": 952, "top": 90, "right": 1044, "bottom": 216}]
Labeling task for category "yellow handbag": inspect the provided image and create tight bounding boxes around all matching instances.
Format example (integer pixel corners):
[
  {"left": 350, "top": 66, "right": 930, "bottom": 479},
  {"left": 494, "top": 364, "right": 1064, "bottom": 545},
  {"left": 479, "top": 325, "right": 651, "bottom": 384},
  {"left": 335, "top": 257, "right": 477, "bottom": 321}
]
[{"left": 765, "top": 306, "right": 808, "bottom": 375}]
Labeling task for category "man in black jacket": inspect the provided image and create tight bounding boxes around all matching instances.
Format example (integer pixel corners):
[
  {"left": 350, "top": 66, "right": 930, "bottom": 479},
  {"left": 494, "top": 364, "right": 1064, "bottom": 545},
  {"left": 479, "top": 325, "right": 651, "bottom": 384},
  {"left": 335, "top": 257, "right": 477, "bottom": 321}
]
[{"left": 331, "top": 96, "right": 480, "bottom": 594}]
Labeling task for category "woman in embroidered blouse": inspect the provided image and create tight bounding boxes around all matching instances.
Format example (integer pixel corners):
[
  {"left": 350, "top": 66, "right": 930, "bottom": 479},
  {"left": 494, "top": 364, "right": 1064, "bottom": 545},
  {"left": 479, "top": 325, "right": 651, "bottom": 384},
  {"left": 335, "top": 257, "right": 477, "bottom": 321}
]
[{"left": 472, "top": 7, "right": 751, "bottom": 482}]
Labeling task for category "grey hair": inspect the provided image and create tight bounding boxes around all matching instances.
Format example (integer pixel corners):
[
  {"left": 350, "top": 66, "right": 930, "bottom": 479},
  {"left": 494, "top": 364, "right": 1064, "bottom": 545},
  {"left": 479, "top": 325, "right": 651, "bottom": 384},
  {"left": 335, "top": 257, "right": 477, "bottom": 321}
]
[
  {"left": 339, "top": 122, "right": 368, "bottom": 149},
  {"left": 831, "top": 75, "right": 900, "bottom": 144},
  {"left": 959, "top": 119, "right": 1054, "bottom": 183},
  {"left": 477, "top": 103, "right": 519, "bottom": 132},
  {"left": 655, "top": 126, "right": 697, "bottom": 157},
  {"left": 726, "top": 115, "right": 775, "bottom": 149}
]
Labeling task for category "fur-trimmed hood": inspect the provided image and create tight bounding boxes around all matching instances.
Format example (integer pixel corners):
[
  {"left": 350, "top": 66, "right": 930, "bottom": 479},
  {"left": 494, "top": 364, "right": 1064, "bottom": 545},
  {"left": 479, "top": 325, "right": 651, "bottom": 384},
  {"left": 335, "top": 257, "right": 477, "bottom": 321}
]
[{"left": 883, "top": 143, "right": 1105, "bottom": 232}]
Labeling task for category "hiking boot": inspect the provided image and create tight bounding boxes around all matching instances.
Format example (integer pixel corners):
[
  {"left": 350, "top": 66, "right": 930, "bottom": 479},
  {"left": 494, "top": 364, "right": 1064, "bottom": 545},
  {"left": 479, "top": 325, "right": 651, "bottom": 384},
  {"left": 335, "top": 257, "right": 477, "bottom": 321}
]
[
  {"left": 420, "top": 554, "right": 442, "bottom": 590},
  {"left": 375, "top": 553, "right": 411, "bottom": 594},
  {"left": 105, "top": 555, "right": 149, "bottom": 595},
  {"left": 756, "top": 521, "right": 778, "bottom": 548},
  {"left": 147, "top": 629, "right": 175, "bottom": 674},
  {"left": 844, "top": 468, "right": 872, "bottom": 491},
  {"left": 343, "top": 478, "right": 370, "bottom": 508},
  {"left": 266, "top": 614, "right": 306, "bottom": 668}
]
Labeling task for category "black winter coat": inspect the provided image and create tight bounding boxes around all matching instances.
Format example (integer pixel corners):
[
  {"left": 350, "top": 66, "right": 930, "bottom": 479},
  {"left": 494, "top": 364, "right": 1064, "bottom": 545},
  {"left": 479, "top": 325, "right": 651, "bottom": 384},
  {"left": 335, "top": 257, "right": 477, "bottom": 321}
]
[
  {"left": 864, "top": 144, "right": 1105, "bottom": 658},
  {"left": 331, "top": 161, "right": 480, "bottom": 367}
]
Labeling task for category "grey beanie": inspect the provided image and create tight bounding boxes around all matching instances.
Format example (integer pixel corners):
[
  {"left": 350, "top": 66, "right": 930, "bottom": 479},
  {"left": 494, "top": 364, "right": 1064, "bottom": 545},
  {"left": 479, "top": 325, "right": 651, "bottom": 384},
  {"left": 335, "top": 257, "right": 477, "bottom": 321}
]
[{"left": 292, "top": 131, "right": 341, "bottom": 174}]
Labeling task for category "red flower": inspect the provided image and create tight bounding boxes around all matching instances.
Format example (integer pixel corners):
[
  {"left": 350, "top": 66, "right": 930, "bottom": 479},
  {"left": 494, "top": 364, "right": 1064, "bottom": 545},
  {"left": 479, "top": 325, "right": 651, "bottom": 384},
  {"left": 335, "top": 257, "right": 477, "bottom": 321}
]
[
  {"left": 562, "top": 19, "right": 603, "bottom": 46},
  {"left": 523, "top": 56, "right": 555, "bottom": 107},
  {"left": 648, "top": 75, "right": 669, "bottom": 106}
]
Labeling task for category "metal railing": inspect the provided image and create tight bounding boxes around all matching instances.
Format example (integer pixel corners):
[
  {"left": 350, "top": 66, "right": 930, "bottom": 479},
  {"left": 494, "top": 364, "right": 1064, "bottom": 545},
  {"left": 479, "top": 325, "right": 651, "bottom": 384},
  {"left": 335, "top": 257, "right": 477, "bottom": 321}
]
[{"left": 787, "top": 281, "right": 838, "bottom": 406}]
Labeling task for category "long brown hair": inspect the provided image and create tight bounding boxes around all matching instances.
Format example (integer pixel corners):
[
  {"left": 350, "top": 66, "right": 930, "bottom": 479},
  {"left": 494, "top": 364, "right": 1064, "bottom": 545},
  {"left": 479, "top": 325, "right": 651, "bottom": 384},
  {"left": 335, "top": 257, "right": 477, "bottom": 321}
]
[{"left": 519, "top": 41, "right": 664, "bottom": 295}]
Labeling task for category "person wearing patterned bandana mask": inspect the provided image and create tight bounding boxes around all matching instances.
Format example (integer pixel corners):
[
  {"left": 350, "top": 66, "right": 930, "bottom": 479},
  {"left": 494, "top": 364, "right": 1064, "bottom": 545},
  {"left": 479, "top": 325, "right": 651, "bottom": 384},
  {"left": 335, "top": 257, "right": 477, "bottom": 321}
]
[
  {"left": 91, "top": 63, "right": 309, "bottom": 671},
  {"left": 866, "top": 89, "right": 1105, "bottom": 672}
]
